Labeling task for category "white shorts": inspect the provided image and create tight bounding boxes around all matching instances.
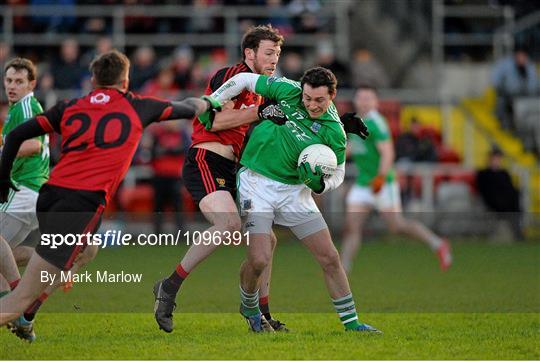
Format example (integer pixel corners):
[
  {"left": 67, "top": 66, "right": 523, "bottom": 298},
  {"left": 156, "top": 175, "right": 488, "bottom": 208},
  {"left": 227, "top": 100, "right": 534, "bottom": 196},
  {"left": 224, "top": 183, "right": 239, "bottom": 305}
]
[
  {"left": 237, "top": 168, "right": 327, "bottom": 239},
  {"left": 0, "top": 185, "right": 39, "bottom": 247},
  {"left": 346, "top": 181, "right": 402, "bottom": 211}
]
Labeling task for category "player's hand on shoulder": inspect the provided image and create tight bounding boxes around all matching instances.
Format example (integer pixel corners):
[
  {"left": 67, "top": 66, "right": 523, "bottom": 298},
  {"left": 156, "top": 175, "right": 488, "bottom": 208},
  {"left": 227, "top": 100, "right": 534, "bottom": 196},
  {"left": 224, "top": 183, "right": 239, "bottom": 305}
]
[
  {"left": 341, "top": 112, "right": 369, "bottom": 140},
  {"left": 258, "top": 99, "right": 287, "bottom": 125},
  {"left": 298, "top": 162, "right": 324, "bottom": 193},
  {"left": 0, "top": 178, "right": 19, "bottom": 203}
]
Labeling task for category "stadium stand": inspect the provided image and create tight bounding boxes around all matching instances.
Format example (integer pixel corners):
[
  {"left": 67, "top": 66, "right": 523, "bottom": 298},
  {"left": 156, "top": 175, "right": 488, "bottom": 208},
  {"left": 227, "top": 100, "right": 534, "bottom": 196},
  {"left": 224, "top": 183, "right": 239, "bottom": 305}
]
[{"left": 1, "top": 0, "right": 538, "bottom": 236}]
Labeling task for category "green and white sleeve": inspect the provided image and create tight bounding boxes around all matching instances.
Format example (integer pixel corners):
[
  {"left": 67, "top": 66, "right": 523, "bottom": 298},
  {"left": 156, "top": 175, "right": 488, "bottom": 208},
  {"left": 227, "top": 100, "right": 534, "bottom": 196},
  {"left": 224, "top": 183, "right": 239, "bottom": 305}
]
[{"left": 210, "top": 73, "right": 260, "bottom": 102}]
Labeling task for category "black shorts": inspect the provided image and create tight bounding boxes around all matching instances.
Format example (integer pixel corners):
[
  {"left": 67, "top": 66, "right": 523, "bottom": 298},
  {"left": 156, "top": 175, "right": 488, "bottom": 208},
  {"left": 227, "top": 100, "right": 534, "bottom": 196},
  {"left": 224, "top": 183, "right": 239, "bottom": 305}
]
[
  {"left": 35, "top": 184, "right": 105, "bottom": 270},
  {"left": 182, "top": 147, "right": 237, "bottom": 204}
]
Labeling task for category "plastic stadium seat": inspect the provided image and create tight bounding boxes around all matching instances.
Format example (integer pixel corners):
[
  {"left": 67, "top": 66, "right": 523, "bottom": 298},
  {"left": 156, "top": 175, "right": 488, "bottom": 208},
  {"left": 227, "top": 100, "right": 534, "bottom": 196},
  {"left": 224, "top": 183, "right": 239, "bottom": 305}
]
[
  {"left": 418, "top": 126, "right": 442, "bottom": 146},
  {"left": 437, "top": 145, "right": 461, "bottom": 164},
  {"left": 434, "top": 180, "right": 483, "bottom": 235},
  {"left": 119, "top": 184, "right": 154, "bottom": 213}
]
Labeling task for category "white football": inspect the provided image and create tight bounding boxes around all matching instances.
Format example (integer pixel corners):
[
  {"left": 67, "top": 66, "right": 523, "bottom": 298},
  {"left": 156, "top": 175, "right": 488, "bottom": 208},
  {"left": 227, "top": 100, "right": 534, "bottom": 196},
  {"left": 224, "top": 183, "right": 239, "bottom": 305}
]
[{"left": 297, "top": 144, "right": 337, "bottom": 177}]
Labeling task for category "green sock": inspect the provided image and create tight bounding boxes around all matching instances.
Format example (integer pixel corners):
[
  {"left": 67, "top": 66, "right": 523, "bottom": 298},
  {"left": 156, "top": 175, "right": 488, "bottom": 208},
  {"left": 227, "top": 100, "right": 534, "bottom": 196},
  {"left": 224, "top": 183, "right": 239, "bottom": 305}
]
[
  {"left": 0, "top": 290, "right": 9, "bottom": 298},
  {"left": 240, "top": 286, "right": 260, "bottom": 317},
  {"left": 333, "top": 293, "right": 361, "bottom": 330}
]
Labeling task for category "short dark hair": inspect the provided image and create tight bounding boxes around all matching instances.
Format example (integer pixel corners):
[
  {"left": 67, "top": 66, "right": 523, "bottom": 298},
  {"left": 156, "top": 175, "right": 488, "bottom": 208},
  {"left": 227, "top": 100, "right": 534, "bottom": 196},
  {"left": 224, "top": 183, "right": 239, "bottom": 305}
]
[
  {"left": 357, "top": 84, "right": 378, "bottom": 94},
  {"left": 514, "top": 44, "right": 529, "bottom": 54},
  {"left": 90, "top": 50, "right": 130, "bottom": 87},
  {"left": 300, "top": 67, "right": 337, "bottom": 95},
  {"left": 241, "top": 24, "right": 284, "bottom": 61},
  {"left": 4, "top": 57, "right": 37, "bottom": 81}
]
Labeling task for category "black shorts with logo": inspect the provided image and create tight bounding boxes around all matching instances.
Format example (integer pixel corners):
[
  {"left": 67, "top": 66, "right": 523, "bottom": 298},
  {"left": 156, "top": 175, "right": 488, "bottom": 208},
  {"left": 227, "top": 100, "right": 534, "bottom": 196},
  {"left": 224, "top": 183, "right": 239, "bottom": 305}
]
[
  {"left": 35, "top": 184, "right": 105, "bottom": 270},
  {"left": 182, "top": 147, "right": 237, "bottom": 204}
]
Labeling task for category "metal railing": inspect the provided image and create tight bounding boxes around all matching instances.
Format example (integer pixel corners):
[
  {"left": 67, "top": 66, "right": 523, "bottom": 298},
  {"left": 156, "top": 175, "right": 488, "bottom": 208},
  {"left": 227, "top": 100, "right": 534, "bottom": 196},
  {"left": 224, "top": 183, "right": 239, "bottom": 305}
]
[
  {"left": 493, "top": 9, "right": 540, "bottom": 59},
  {"left": 0, "top": 4, "right": 351, "bottom": 62},
  {"left": 431, "top": 0, "right": 514, "bottom": 89}
]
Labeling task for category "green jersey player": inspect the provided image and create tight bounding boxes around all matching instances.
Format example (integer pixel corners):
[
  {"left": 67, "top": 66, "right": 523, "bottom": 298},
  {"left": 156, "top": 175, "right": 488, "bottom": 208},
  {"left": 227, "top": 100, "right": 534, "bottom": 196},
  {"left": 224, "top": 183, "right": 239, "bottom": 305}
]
[
  {"left": 1, "top": 57, "right": 49, "bottom": 342},
  {"left": 1, "top": 59, "right": 49, "bottom": 243},
  {"left": 208, "top": 67, "right": 380, "bottom": 333},
  {"left": 340, "top": 85, "right": 452, "bottom": 274}
]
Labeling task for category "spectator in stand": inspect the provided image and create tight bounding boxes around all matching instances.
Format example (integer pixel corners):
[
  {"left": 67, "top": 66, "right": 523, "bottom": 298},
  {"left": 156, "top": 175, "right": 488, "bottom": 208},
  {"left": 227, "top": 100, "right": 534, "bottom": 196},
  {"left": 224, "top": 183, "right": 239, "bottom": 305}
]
[
  {"left": 51, "top": 38, "right": 83, "bottom": 90},
  {"left": 146, "top": 122, "right": 190, "bottom": 234},
  {"left": 0, "top": 103, "right": 8, "bottom": 132},
  {"left": 186, "top": 0, "right": 217, "bottom": 34},
  {"left": 204, "top": 48, "right": 228, "bottom": 82},
  {"left": 288, "top": 0, "right": 322, "bottom": 33},
  {"left": 314, "top": 42, "right": 350, "bottom": 88},
  {"left": 129, "top": 45, "right": 159, "bottom": 91},
  {"left": 491, "top": 45, "right": 539, "bottom": 132},
  {"left": 172, "top": 46, "right": 194, "bottom": 90},
  {"left": 81, "top": 36, "right": 113, "bottom": 69},
  {"left": 279, "top": 52, "right": 304, "bottom": 80},
  {"left": 476, "top": 147, "right": 525, "bottom": 241},
  {"left": 0, "top": 41, "right": 11, "bottom": 66},
  {"left": 123, "top": 0, "right": 158, "bottom": 33},
  {"left": 351, "top": 48, "right": 389, "bottom": 89},
  {"left": 395, "top": 117, "right": 438, "bottom": 163},
  {"left": 30, "top": 0, "right": 76, "bottom": 33},
  {"left": 265, "top": 0, "right": 294, "bottom": 35},
  {"left": 0, "top": 42, "right": 12, "bottom": 102},
  {"left": 141, "top": 66, "right": 180, "bottom": 99}
]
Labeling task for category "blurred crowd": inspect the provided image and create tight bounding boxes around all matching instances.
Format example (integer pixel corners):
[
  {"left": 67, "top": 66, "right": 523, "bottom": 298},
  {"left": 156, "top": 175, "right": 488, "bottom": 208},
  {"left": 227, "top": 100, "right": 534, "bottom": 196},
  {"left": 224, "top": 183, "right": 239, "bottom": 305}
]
[
  {"left": 5, "top": 0, "right": 337, "bottom": 36},
  {"left": 490, "top": 46, "right": 540, "bottom": 156},
  {"left": 0, "top": 0, "right": 537, "bottom": 235},
  {"left": 0, "top": 40, "right": 389, "bottom": 105}
]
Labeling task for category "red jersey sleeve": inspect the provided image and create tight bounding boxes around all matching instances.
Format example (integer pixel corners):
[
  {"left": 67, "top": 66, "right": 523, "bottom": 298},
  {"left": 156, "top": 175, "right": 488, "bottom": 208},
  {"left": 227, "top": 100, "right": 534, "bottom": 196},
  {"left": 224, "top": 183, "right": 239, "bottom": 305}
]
[
  {"left": 127, "top": 93, "right": 173, "bottom": 127},
  {"left": 36, "top": 99, "right": 72, "bottom": 133}
]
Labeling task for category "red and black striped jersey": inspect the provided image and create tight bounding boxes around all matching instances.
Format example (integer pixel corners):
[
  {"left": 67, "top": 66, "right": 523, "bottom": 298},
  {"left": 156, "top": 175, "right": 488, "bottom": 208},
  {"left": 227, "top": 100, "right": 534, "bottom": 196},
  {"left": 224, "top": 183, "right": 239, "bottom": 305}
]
[
  {"left": 190, "top": 62, "right": 262, "bottom": 158},
  {"left": 35, "top": 88, "right": 175, "bottom": 205}
]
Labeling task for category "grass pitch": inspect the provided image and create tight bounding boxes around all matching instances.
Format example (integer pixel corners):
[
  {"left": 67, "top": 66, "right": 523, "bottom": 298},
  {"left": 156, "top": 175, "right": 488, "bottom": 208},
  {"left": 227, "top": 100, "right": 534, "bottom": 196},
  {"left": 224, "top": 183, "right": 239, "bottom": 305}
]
[{"left": 2, "top": 236, "right": 539, "bottom": 360}]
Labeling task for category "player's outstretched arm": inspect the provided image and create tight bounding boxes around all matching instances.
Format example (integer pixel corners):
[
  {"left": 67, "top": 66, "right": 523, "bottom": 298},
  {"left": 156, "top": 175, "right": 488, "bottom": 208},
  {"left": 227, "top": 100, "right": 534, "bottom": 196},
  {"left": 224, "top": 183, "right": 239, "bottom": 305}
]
[
  {"left": 167, "top": 97, "right": 217, "bottom": 120},
  {"left": 0, "top": 118, "right": 46, "bottom": 202}
]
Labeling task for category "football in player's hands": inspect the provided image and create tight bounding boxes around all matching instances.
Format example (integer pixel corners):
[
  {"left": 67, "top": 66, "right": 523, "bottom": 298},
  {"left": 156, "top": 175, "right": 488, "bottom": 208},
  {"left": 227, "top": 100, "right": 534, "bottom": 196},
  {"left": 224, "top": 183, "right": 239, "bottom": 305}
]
[{"left": 298, "top": 162, "right": 325, "bottom": 193}]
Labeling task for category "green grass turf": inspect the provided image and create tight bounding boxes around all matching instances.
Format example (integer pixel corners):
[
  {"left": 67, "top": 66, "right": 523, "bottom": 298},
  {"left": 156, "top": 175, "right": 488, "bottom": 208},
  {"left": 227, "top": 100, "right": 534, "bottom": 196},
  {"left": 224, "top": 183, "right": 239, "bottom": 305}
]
[
  {"left": 2, "top": 238, "right": 539, "bottom": 359},
  {"left": 3, "top": 313, "right": 539, "bottom": 360}
]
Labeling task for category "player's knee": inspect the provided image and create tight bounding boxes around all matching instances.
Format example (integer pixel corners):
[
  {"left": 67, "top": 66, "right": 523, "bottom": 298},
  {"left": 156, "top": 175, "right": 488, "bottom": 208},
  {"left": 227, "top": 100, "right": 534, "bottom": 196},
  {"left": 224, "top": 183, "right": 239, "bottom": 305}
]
[
  {"left": 318, "top": 248, "right": 341, "bottom": 274},
  {"left": 249, "top": 254, "right": 270, "bottom": 276}
]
